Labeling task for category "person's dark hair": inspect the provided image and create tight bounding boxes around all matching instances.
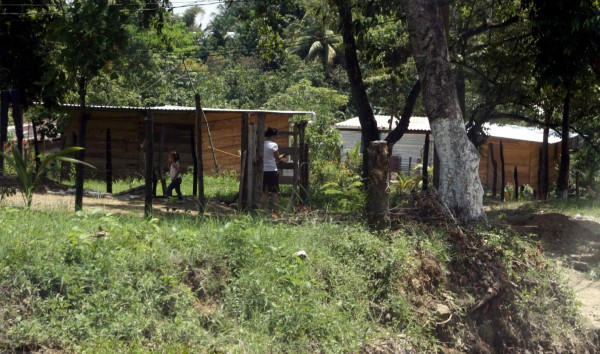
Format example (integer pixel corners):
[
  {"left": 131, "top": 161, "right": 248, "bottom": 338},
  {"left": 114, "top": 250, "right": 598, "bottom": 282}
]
[
  {"left": 265, "top": 127, "right": 279, "bottom": 137},
  {"left": 171, "top": 151, "right": 180, "bottom": 161}
]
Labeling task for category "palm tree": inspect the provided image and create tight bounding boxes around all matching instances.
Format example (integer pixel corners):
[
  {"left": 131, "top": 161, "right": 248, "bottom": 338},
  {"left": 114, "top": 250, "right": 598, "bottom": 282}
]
[{"left": 286, "top": 1, "right": 342, "bottom": 69}]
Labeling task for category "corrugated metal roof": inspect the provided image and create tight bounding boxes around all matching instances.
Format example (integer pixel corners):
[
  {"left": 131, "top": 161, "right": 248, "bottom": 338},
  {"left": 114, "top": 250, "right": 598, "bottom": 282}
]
[
  {"left": 335, "top": 116, "right": 572, "bottom": 144},
  {"left": 483, "top": 123, "right": 566, "bottom": 144},
  {"left": 335, "top": 115, "right": 430, "bottom": 132},
  {"left": 60, "top": 103, "right": 315, "bottom": 117}
]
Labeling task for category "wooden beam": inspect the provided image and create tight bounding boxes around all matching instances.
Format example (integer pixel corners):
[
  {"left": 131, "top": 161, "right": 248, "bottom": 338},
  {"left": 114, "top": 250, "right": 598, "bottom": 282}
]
[
  {"left": 514, "top": 166, "right": 519, "bottom": 201},
  {"left": 195, "top": 94, "right": 205, "bottom": 210},
  {"left": 240, "top": 113, "right": 249, "bottom": 206},
  {"left": 298, "top": 121, "right": 309, "bottom": 204},
  {"left": 190, "top": 126, "right": 198, "bottom": 196},
  {"left": 11, "top": 90, "right": 24, "bottom": 155},
  {"left": 490, "top": 143, "right": 497, "bottom": 197},
  {"left": 252, "top": 113, "right": 266, "bottom": 208},
  {"left": 144, "top": 110, "right": 153, "bottom": 218},
  {"left": 500, "top": 141, "right": 506, "bottom": 202},
  {"left": 246, "top": 124, "right": 256, "bottom": 208},
  {"left": 106, "top": 129, "right": 113, "bottom": 193},
  {"left": 422, "top": 132, "right": 430, "bottom": 190},
  {"left": 158, "top": 125, "right": 167, "bottom": 196},
  {"left": 0, "top": 90, "right": 10, "bottom": 175}
]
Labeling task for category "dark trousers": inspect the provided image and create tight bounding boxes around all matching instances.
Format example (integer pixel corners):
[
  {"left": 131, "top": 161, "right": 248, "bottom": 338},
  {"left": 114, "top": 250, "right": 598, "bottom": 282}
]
[{"left": 167, "top": 177, "right": 183, "bottom": 200}]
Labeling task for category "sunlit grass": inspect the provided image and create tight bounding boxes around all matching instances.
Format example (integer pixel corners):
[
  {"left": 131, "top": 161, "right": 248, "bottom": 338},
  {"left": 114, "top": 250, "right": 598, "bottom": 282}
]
[{"left": 73, "top": 172, "right": 240, "bottom": 201}]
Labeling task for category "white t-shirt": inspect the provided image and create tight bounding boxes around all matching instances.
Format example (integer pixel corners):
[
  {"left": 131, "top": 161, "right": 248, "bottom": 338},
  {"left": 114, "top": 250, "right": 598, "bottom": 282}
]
[
  {"left": 263, "top": 140, "right": 279, "bottom": 172},
  {"left": 170, "top": 162, "right": 181, "bottom": 180}
]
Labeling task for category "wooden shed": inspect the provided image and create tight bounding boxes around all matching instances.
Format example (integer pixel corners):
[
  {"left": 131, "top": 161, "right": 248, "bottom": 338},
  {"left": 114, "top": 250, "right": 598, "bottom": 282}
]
[
  {"left": 478, "top": 124, "right": 569, "bottom": 193},
  {"left": 61, "top": 105, "right": 314, "bottom": 179},
  {"left": 335, "top": 116, "right": 433, "bottom": 174}
]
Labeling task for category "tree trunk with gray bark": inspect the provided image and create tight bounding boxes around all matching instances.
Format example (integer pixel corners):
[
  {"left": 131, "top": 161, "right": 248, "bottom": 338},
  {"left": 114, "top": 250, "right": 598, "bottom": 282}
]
[{"left": 401, "top": 0, "right": 486, "bottom": 223}]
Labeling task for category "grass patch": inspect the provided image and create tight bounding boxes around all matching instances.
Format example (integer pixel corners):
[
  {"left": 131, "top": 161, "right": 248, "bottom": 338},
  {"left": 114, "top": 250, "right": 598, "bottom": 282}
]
[
  {"left": 0, "top": 208, "right": 437, "bottom": 352},
  {"left": 0, "top": 204, "right": 594, "bottom": 352},
  {"left": 73, "top": 172, "right": 240, "bottom": 201}
]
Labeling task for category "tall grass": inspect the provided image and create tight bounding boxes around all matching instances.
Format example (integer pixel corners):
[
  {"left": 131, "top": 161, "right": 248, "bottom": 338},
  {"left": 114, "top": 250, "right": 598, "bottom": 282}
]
[{"left": 0, "top": 208, "right": 442, "bottom": 352}]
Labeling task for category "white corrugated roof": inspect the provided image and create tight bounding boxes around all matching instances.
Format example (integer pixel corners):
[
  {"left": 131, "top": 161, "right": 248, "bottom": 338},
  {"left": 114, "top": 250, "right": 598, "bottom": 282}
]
[
  {"left": 335, "top": 116, "right": 571, "bottom": 144},
  {"left": 335, "top": 115, "right": 430, "bottom": 132},
  {"left": 483, "top": 123, "right": 567, "bottom": 143}
]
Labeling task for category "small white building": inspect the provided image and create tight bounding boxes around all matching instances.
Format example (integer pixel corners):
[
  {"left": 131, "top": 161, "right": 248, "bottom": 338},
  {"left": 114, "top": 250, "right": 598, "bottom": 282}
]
[{"left": 335, "top": 115, "right": 432, "bottom": 174}]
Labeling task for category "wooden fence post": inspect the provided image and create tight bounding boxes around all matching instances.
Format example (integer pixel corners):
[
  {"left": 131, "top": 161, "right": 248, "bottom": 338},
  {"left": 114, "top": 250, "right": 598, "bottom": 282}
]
[
  {"left": 252, "top": 113, "right": 266, "bottom": 208},
  {"left": 514, "top": 166, "right": 519, "bottom": 201},
  {"left": 194, "top": 94, "right": 205, "bottom": 210},
  {"left": 433, "top": 146, "right": 440, "bottom": 189},
  {"left": 489, "top": 143, "right": 498, "bottom": 198},
  {"left": 500, "top": 141, "right": 506, "bottom": 201},
  {"left": 576, "top": 171, "right": 580, "bottom": 199},
  {"left": 106, "top": 129, "right": 113, "bottom": 193},
  {"left": 366, "top": 141, "right": 390, "bottom": 231},
  {"left": 11, "top": 90, "right": 24, "bottom": 156},
  {"left": 291, "top": 123, "right": 300, "bottom": 207},
  {"left": 32, "top": 121, "right": 40, "bottom": 170},
  {"left": 298, "top": 121, "right": 309, "bottom": 204},
  {"left": 144, "top": 111, "right": 154, "bottom": 219},
  {"left": 158, "top": 126, "right": 167, "bottom": 195},
  {"left": 246, "top": 124, "right": 256, "bottom": 208},
  {"left": 240, "top": 113, "right": 249, "bottom": 208},
  {"left": 422, "top": 132, "right": 430, "bottom": 190},
  {"left": 190, "top": 126, "right": 198, "bottom": 196},
  {"left": 0, "top": 90, "right": 9, "bottom": 175}
]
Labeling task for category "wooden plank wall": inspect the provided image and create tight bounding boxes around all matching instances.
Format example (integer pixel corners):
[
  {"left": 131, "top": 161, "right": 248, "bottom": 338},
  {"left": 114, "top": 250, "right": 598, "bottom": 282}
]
[
  {"left": 64, "top": 109, "right": 291, "bottom": 179},
  {"left": 479, "top": 138, "right": 562, "bottom": 193}
]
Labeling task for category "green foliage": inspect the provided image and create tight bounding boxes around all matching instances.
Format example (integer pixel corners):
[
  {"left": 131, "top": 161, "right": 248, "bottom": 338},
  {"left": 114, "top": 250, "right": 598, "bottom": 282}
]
[
  {"left": 310, "top": 158, "right": 365, "bottom": 213},
  {"left": 3, "top": 146, "right": 95, "bottom": 208},
  {"left": 573, "top": 144, "right": 600, "bottom": 191},
  {"left": 264, "top": 78, "right": 348, "bottom": 161},
  {"left": 0, "top": 203, "right": 592, "bottom": 352},
  {"left": 0, "top": 209, "right": 441, "bottom": 352}
]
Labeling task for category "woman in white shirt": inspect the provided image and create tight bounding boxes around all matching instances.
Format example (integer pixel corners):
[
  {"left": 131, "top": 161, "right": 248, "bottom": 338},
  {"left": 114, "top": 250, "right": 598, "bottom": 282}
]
[
  {"left": 166, "top": 151, "right": 183, "bottom": 201},
  {"left": 262, "top": 127, "right": 286, "bottom": 211}
]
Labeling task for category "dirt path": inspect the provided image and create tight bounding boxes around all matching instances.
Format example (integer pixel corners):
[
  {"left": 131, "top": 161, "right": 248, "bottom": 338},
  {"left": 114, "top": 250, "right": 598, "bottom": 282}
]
[
  {"left": 0, "top": 190, "right": 236, "bottom": 217},
  {"left": 499, "top": 208, "right": 600, "bottom": 329}
]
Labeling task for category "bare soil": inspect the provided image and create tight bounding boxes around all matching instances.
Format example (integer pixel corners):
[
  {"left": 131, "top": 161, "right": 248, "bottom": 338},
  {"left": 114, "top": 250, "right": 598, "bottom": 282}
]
[
  {"left": 493, "top": 205, "right": 600, "bottom": 329},
  {"left": 1, "top": 189, "right": 236, "bottom": 217}
]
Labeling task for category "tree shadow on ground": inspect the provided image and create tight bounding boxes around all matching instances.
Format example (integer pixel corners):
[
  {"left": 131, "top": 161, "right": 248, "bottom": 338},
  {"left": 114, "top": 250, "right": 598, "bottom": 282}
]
[{"left": 490, "top": 204, "right": 600, "bottom": 272}]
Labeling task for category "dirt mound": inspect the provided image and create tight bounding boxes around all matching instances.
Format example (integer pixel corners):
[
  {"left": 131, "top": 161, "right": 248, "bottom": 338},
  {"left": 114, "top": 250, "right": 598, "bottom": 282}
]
[{"left": 394, "top": 193, "right": 600, "bottom": 353}]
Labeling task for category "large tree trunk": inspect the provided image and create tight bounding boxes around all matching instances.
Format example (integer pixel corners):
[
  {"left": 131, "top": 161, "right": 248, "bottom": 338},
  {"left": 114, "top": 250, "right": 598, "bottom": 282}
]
[
  {"left": 401, "top": 0, "right": 486, "bottom": 223},
  {"left": 334, "top": 0, "right": 380, "bottom": 181},
  {"left": 556, "top": 92, "right": 570, "bottom": 199}
]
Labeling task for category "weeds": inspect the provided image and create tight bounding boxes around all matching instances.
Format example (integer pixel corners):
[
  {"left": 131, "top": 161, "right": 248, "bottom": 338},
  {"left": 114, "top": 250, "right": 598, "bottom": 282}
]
[{"left": 0, "top": 200, "right": 596, "bottom": 352}]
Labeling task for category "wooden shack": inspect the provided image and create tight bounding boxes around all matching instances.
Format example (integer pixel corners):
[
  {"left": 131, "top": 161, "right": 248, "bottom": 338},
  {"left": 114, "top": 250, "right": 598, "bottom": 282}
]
[
  {"left": 61, "top": 105, "right": 314, "bottom": 179},
  {"left": 478, "top": 124, "right": 565, "bottom": 194}
]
